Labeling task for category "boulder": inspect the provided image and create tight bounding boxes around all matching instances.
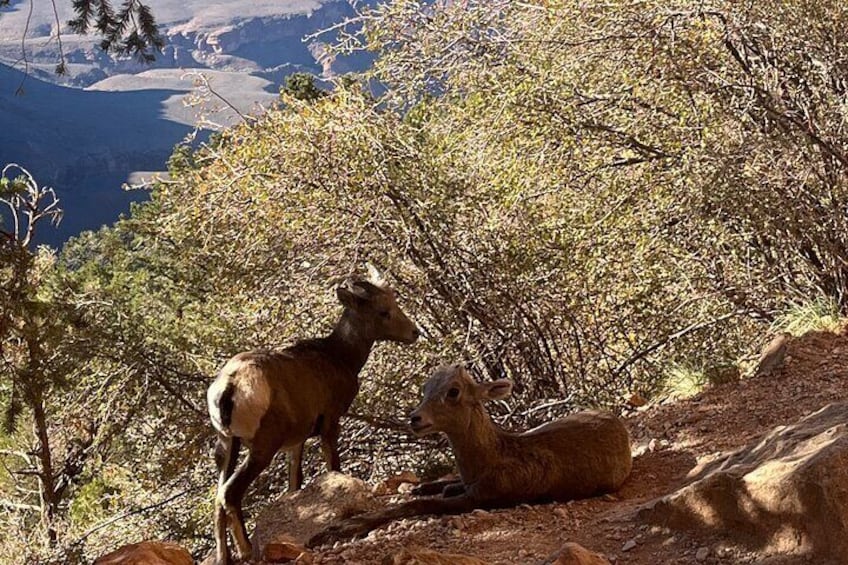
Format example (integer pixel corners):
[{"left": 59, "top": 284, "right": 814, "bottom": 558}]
[
  {"left": 94, "top": 541, "right": 192, "bottom": 565},
  {"left": 754, "top": 332, "right": 792, "bottom": 377},
  {"left": 544, "top": 542, "right": 611, "bottom": 565},
  {"left": 250, "top": 472, "right": 381, "bottom": 559},
  {"left": 384, "top": 547, "right": 489, "bottom": 564},
  {"left": 640, "top": 402, "right": 848, "bottom": 559}
]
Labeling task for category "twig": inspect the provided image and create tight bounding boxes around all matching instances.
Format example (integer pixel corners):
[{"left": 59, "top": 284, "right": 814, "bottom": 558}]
[
  {"left": 614, "top": 310, "right": 748, "bottom": 376},
  {"left": 0, "top": 499, "right": 39, "bottom": 512},
  {"left": 183, "top": 71, "right": 249, "bottom": 123},
  {"left": 15, "top": 0, "right": 34, "bottom": 94},
  {"left": 71, "top": 486, "right": 204, "bottom": 545},
  {"left": 346, "top": 412, "right": 410, "bottom": 433},
  {"left": 49, "top": 0, "right": 67, "bottom": 74}
]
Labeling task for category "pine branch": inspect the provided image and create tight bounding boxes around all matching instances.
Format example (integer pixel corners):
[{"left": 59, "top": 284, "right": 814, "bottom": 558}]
[{"left": 68, "top": 0, "right": 161, "bottom": 61}]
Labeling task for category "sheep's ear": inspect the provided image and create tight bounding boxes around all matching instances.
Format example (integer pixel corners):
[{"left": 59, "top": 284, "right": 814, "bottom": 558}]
[
  {"left": 366, "top": 262, "right": 388, "bottom": 288},
  {"left": 478, "top": 379, "right": 513, "bottom": 401},
  {"left": 336, "top": 279, "right": 370, "bottom": 307}
]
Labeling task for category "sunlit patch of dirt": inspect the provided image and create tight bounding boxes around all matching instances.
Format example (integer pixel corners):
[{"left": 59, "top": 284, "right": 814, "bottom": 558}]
[{"left": 261, "top": 328, "right": 848, "bottom": 564}]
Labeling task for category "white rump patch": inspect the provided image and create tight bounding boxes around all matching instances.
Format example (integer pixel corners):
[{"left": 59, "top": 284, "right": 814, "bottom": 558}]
[
  {"left": 207, "top": 377, "right": 230, "bottom": 434},
  {"left": 207, "top": 358, "right": 272, "bottom": 440}
]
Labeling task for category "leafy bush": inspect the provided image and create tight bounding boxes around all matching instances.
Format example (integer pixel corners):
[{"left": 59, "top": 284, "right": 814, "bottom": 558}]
[{"left": 5, "top": 0, "right": 848, "bottom": 561}]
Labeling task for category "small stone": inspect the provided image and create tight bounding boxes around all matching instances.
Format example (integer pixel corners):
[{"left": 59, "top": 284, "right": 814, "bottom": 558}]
[
  {"left": 622, "top": 539, "right": 637, "bottom": 552},
  {"left": 547, "top": 543, "right": 612, "bottom": 565},
  {"left": 264, "top": 542, "right": 312, "bottom": 563},
  {"left": 695, "top": 547, "right": 709, "bottom": 561},
  {"left": 627, "top": 393, "right": 647, "bottom": 407}
]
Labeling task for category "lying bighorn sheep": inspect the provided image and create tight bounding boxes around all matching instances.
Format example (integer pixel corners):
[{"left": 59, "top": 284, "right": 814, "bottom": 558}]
[
  {"left": 308, "top": 364, "right": 632, "bottom": 546},
  {"left": 207, "top": 271, "right": 419, "bottom": 565}
]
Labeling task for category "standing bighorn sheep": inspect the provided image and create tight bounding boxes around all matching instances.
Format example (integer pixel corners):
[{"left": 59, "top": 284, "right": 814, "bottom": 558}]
[
  {"left": 308, "top": 364, "right": 632, "bottom": 546},
  {"left": 207, "top": 271, "right": 419, "bottom": 565}
]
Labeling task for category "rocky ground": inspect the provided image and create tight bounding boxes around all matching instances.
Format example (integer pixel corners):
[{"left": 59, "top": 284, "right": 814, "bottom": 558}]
[
  {"left": 303, "top": 329, "right": 848, "bottom": 564},
  {"left": 104, "top": 328, "right": 848, "bottom": 564}
]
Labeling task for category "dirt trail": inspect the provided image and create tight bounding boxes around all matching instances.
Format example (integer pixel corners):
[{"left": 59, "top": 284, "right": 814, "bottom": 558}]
[{"left": 307, "top": 329, "right": 848, "bottom": 564}]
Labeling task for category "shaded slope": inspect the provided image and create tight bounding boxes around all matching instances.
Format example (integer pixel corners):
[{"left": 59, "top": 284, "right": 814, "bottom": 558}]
[{"left": 1, "top": 63, "right": 277, "bottom": 244}]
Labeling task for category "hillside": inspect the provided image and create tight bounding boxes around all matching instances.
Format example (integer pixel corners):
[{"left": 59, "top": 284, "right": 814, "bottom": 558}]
[
  {"left": 222, "top": 328, "right": 848, "bottom": 564},
  {"left": 5, "top": 2, "right": 848, "bottom": 563},
  {"left": 0, "top": 0, "right": 367, "bottom": 85},
  {"left": 0, "top": 63, "right": 280, "bottom": 243},
  {"left": 0, "top": 0, "right": 370, "bottom": 244}
]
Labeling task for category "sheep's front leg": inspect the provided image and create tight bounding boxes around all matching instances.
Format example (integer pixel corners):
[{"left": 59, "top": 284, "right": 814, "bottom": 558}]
[
  {"left": 289, "top": 442, "right": 305, "bottom": 491},
  {"left": 320, "top": 419, "right": 342, "bottom": 472},
  {"left": 411, "top": 478, "right": 464, "bottom": 497}
]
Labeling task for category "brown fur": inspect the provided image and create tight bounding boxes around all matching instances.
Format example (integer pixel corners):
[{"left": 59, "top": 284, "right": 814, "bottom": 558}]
[
  {"left": 208, "top": 276, "right": 419, "bottom": 565},
  {"left": 308, "top": 364, "right": 632, "bottom": 547},
  {"left": 411, "top": 365, "right": 632, "bottom": 503}
]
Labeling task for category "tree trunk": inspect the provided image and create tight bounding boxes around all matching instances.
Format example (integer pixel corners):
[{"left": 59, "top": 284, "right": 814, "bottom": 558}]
[{"left": 31, "top": 393, "right": 57, "bottom": 548}]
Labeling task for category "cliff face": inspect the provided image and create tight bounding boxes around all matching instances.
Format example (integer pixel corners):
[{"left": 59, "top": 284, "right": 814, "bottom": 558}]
[
  {"left": 0, "top": 0, "right": 371, "bottom": 244},
  {"left": 1, "top": 0, "right": 362, "bottom": 85}
]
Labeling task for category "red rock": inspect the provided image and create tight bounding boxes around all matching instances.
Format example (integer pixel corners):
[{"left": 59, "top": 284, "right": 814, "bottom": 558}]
[
  {"left": 264, "top": 541, "right": 313, "bottom": 563},
  {"left": 94, "top": 541, "right": 192, "bottom": 565},
  {"left": 547, "top": 542, "right": 611, "bottom": 565},
  {"left": 641, "top": 403, "right": 848, "bottom": 560}
]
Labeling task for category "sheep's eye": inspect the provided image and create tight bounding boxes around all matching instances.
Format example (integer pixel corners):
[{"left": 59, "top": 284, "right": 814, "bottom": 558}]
[
  {"left": 379, "top": 310, "right": 391, "bottom": 319},
  {"left": 447, "top": 387, "right": 460, "bottom": 399}
]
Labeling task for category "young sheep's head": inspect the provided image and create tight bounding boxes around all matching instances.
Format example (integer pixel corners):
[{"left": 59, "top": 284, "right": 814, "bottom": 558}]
[
  {"left": 335, "top": 275, "right": 420, "bottom": 344},
  {"left": 409, "top": 365, "right": 513, "bottom": 436}
]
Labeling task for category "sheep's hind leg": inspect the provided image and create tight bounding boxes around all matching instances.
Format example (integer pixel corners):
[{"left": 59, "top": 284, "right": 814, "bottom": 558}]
[
  {"left": 214, "top": 435, "right": 239, "bottom": 565},
  {"left": 221, "top": 443, "right": 276, "bottom": 560}
]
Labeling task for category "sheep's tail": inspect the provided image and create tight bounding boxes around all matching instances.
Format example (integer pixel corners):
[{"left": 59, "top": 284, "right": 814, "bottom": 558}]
[
  {"left": 218, "top": 382, "right": 235, "bottom": 431},
  {"left": 208, "top": 378, "right": 236, "bottom": 437}
]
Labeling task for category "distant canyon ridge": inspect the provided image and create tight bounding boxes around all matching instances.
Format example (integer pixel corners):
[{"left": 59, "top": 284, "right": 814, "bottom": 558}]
[{"left": 0, "top": 0, "right": 371, "bottom": 244}]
